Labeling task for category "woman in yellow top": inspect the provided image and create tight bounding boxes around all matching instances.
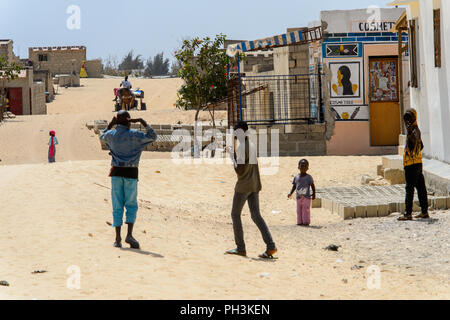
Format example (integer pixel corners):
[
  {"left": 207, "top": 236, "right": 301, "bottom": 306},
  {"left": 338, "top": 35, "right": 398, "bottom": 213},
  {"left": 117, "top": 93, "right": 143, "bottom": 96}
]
[{"left": 398, "top": 109, "right": 429, "bottom": 221}]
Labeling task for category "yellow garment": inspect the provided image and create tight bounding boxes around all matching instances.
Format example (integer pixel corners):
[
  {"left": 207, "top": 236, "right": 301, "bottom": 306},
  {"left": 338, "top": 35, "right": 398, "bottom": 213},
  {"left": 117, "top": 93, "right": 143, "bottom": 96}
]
[
  {"left": 403, "top": 109, "right": 422, "bottom": 167},
  {"left": 80, "top": 61, "right": 88, "bottom": 78}
]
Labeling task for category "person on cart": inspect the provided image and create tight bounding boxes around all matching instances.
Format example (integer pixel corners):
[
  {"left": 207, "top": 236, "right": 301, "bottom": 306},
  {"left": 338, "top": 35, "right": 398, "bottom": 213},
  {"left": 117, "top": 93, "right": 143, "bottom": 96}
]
[{"left": 113, "top": 76, "right": 133, "bottom": 102}]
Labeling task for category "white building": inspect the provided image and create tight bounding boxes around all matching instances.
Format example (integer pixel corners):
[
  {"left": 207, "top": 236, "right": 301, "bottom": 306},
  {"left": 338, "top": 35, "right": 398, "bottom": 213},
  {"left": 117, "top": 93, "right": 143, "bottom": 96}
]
[
  {"left": 390, "top": 0, "right": 450, "bottom": 163},
  {"left": 390, "top": 0, "right": 450, "bottom": 194}
]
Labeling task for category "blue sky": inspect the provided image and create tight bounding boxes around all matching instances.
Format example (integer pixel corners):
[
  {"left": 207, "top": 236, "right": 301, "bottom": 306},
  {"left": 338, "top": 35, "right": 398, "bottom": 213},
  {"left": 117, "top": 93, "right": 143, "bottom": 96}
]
[{"left": 0, "top": 0, "right": 394, "bottom": 62}]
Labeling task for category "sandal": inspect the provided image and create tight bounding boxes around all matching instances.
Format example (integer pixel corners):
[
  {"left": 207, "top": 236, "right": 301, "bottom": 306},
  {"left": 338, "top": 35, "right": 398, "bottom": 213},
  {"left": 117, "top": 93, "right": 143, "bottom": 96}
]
[
  {"left": 259, "top": 249, "right": 278, "bottom": 260},
  {"left": 225, "top": 249, "right": 247, "bottom": 257},
  {"left": 415, "top": 213, "right": 430, "bottom": 219},
  {"left": 398, "top": 214, "right": 413, "bottom": 221},
  {"left": 113, "top": 241, "right": 122, "bottom": 248},
  {"left": 125, "top": 236, "right": 140, "bottom": 249}
]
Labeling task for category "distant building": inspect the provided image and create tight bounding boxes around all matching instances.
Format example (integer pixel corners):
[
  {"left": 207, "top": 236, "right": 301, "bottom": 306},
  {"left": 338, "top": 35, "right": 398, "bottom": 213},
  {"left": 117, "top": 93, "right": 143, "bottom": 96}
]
[
  {"left": 28, "top": 46, "right": 103, "bottom": 79},
  {"left": 1, "top": 40, "right": 47, "bottom": 115},
  {"left": 2, "top": 68, "right": 47, "bottom": 115}
]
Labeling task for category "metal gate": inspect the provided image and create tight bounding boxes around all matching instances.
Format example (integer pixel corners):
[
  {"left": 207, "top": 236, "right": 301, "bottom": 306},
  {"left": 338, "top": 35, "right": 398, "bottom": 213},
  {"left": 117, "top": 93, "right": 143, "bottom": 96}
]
[{"left": 228, "top": 73, "right": 322, "bottom": 127}]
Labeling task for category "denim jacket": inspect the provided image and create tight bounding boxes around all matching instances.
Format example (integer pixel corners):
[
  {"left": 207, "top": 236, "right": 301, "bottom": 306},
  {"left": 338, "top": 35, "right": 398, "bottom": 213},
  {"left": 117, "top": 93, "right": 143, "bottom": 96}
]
[{"left": 100, "top": 124, "right": 157, "bottom": 168}]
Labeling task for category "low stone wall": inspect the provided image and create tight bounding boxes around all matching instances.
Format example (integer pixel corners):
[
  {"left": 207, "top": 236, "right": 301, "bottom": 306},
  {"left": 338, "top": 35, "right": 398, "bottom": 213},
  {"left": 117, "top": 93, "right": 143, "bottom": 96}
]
[
  {"left": 88, "top": 121, "right": 327, "bottom": 156},
  {"left": 252, "top": 124, "right": 327, "bottom": 156},
  {"left": 86, "top": 59, "right": 103, "bottom": 78}
]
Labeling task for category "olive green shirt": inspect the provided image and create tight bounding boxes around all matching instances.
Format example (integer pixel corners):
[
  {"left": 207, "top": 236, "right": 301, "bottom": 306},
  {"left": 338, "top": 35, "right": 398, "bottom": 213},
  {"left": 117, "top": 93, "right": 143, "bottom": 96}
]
[{"left": 234, "top": 140, "right": 262, "bottom": 194}]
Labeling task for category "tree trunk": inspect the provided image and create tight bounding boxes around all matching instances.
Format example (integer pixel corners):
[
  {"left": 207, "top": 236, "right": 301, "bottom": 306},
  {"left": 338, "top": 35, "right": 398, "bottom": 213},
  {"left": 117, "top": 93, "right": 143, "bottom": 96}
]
[{"left": 193, "top": 106, "right": 201, "bottom": 158}]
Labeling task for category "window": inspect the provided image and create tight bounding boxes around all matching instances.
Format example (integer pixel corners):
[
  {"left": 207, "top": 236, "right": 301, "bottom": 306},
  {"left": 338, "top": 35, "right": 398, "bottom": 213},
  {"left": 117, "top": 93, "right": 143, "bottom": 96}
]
[
  {"left": 434, "top": 9, "right": 441, "bottom": 68},
  {"left": 409, "top": 20, "right": 418, "bottom": 88},
  {"left": 38, "top": 54, "right": 48, "bottom": 62}
]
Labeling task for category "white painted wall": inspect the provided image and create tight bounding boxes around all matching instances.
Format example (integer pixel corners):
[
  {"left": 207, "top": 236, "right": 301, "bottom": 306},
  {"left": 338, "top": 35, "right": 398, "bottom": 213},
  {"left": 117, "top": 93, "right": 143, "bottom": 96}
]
[
  {"left": 409, "top": 0, "right": 450, "bottom": 163},
  {"left": 321, "top": 8, "right": 405, "bottom": 33}
]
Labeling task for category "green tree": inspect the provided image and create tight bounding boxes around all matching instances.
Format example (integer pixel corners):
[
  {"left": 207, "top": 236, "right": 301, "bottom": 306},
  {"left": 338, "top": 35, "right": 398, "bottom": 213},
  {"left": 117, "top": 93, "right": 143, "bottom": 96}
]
[
  {"left": 0, "top": 55, "right": 22, "bottom": 122},
  {"left": 118, "top": 50, "right": 144, "bottom": 72},
  {"left": 144, "top": 52, "right": 170, "bottom": 77},
  {"left": 175, "top": 34, "right": 234, "bottom": 157}
]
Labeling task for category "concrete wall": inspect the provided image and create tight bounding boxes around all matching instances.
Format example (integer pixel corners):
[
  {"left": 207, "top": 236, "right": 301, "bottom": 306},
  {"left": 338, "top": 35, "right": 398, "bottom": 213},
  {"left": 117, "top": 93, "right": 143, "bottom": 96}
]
[
  {"left": 85, "top": 59, "right": 103, "bottom": 78},
  {"left": 93, "top": 122, "right": 327, "bottom": 156},
  {"left": 29, "top": 47, "right": 86, "bottom": 76},
  {"left": 252, "top": 124, "right": 327, "bottom": 156},
  {"left": 327, "top": 121, "right": 397, "bottom": 155},
  {"left": 32, "top": 82, "right": 46, "bottom": 115},
  {"left": 407, "top": 0, "right": 450, "bottom": 164},
  {"left": 0, "top": 40, "right": 15, "bottom": 63},
  {"left": 321, "top": 8, "right": 406, "bottom": 34},
  {"left": 33, "top": 70, "right": 54, "bottom": 100}
]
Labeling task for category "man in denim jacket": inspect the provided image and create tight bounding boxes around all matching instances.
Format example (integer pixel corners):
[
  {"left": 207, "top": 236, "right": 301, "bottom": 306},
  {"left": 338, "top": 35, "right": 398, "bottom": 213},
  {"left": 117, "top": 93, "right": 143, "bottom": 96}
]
[{"left": 101, "top": 110, "right": 157, "bottom": 249}]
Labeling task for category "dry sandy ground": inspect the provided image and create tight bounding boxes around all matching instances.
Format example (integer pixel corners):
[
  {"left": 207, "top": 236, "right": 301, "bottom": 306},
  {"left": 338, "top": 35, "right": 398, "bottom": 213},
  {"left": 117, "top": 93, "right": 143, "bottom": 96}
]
[
  {"left": 0, "top": 78, "right": 226, "bottom": 165},
  {"left": 0, "top": 78, "right": 448, "bottom": 300}
]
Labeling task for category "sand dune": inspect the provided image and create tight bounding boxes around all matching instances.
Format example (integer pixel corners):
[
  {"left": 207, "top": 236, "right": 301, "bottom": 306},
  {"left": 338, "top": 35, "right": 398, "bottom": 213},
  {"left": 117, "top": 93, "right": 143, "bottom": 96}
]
[{"left": 0, "top": 78, "right": 448, "bottom": 300}]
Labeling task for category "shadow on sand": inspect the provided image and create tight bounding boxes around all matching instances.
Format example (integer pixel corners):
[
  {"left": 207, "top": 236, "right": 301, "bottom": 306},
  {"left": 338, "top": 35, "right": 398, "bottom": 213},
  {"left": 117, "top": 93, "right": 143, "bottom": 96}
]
[
  {"left": 250, "top": 257, "right": 278, "bottom": 263},
  {"left": 413, "top": 218, "right": 439, "bottom": 224},
  {"left": 120, "top": 248, "right": 164, "bottom": 258}
]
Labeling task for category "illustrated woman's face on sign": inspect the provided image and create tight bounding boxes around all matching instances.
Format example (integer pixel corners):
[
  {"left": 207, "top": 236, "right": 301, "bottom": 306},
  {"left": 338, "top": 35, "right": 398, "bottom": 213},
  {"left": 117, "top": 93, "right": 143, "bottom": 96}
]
[{"left": 337, "top": 69, "right": 343, "bottom": 86}]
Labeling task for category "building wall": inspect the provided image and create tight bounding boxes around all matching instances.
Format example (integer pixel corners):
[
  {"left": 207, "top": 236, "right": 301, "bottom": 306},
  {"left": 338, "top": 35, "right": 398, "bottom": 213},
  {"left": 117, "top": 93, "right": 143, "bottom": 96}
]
[
  {"left": 33, "top": 70, "right": 55, "bottom": 99},
  {"left": 6, "top": 69, "right": 32, "bottom": 115},
  {"left": 0, "top": 40, "right": 15, "bottom": 63},
  {"left": 5, "top": 68, "right": 47, "bottom": 116},
  {"left": 326, "top": 121, "right": 397, "bottom": 155},
  {"left": 29, "top": 47, "right": 87, "bottom": 76},
  {"left": 408, "top": 0, "right": 450, "bottom": 163},
  {"left": 32, "top": 82, "right": 47, "bottom": 115},
  {"left": 85, "top": 59, "right": 103, "bottom": 78},
  {"left": 320, "top": 8, "right": 406, "bottom": 155}
]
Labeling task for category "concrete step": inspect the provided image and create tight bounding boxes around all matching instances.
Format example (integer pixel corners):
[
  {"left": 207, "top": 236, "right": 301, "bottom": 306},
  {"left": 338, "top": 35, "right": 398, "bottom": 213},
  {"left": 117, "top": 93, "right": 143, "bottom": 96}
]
[
  {"left": 399, "top": 134, "right": 406, "bottom": 146},
  {"left": 382, "top": 155, "right": 403, "bottom": 171}
]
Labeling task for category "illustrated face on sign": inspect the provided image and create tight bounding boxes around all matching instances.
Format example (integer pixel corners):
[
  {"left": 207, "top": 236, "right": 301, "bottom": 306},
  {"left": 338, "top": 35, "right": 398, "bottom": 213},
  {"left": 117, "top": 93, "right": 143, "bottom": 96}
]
[
  {"left": 333, "top": 66, "right": 358, "bottom": 96},
  {"left": 337, "top": 69, "right": 343, "bottom": 86}
]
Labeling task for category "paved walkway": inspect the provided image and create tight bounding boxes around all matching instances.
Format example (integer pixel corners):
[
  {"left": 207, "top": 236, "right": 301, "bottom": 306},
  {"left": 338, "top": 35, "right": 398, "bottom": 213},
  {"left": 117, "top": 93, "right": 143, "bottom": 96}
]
[{"left": 316, "top": 185, "right": 450, "bottom": 219}]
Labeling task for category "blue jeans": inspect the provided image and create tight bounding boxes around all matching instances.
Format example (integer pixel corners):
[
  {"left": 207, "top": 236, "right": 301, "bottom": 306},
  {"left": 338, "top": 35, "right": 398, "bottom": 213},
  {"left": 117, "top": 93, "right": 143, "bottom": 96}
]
[{"left": 111, "top": 177, "right": 138, "bottom": 227}]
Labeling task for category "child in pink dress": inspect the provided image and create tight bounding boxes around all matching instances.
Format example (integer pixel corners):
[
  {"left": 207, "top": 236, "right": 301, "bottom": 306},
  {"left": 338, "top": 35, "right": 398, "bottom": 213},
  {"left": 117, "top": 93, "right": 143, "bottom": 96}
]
[{"left": 288, "top": 159, "right": 316, "bottom": 226}]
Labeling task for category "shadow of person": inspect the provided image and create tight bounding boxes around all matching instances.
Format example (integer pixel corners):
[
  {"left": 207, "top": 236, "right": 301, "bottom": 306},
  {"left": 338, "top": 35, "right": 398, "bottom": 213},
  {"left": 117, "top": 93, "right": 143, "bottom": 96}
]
[
  {"left": 250, "top": 257, "right": 278, "bottom": 263},
  {"left": 307, "top": 226, "right": 323, "bottom": 230},
  {"left": 413, "top": 218, "right": 439, "bottom": 224},
  {"left": 120, "top": 248, "right": 164, "bottom": 258}
]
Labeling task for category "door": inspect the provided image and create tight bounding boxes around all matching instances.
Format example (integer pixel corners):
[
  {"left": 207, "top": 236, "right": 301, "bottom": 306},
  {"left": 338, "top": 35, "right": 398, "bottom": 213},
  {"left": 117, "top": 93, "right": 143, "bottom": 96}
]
[
  {"left": 369, "top": 57, "right": 401, "bottom": 146},
  {"left": 8, "top": 87, "right": 23, "bottom": 115}
]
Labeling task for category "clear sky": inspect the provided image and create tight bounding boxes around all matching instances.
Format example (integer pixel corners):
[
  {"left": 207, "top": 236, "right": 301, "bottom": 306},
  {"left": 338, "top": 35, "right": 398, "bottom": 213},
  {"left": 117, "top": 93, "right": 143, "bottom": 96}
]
[{"left": 0, "top": 0, "right": 394, "bottom": 63}]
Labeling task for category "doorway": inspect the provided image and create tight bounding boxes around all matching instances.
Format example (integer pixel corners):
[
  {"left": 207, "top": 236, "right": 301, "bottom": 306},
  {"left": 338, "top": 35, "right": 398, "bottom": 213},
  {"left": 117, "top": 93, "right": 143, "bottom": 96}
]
[
  {"left": 8, "top": 87, "right": 23, "bottom": 115},
  {"left": 368, "top": 57, "right": 401, "bottom": 146}
]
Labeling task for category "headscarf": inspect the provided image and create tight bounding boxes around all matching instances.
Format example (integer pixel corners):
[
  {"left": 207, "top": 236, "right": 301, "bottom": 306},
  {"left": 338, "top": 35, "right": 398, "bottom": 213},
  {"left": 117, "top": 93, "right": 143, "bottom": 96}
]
[
  {"left": 49, "top": 131, "right": 56, "bottom": 158},
  {"left": 405, "top": 108, "right": 418, "bottom": 127}
]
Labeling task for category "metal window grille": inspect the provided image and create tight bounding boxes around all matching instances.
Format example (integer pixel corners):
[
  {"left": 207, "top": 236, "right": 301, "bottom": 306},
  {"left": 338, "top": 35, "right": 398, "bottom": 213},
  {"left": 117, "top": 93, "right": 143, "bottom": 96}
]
[{"left": 228, "top": 73, "right": 322, "bottom": 127}]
